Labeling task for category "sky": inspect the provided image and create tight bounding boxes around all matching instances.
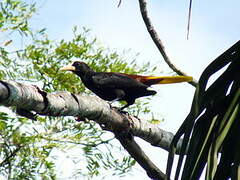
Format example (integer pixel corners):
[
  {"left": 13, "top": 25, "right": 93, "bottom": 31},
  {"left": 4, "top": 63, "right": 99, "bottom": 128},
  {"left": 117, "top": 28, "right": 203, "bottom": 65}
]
[{"left": 22, "top": 0, "right": 240, "bottom": 179}]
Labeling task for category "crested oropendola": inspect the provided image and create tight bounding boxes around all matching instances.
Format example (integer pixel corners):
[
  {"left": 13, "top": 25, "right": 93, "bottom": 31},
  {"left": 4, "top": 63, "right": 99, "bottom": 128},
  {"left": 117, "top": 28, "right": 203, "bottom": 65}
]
[{"left": 60, "top": 61, "right": 193, "bottom": 109}]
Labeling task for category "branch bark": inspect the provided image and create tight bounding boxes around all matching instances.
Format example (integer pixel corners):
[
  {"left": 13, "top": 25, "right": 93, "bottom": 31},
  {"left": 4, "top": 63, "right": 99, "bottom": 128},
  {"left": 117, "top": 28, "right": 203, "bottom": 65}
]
[
  {"left": 0, "top": 80, "right": 184, "bottom": 178},
  {"left": 0, "top": 80, "right": 183, "bottom": 152},
  {"left": 138, "top": 0, "right": 198, "bottom": 87},
  {"left": 115, "top": 133, "right": 166, "bottom": 179}
]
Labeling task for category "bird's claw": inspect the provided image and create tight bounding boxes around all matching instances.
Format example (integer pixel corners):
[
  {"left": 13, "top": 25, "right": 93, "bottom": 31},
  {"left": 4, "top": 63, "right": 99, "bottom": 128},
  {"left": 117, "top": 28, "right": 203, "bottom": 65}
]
[
  {"left": 110, "top": 106, "right": 129, "bottom": 115},
  {"left": 75, "top": 116, "right": 87, "bottom": 122},
  {"left": 16, "top": 108, "right": 37, "bottom": 121}
]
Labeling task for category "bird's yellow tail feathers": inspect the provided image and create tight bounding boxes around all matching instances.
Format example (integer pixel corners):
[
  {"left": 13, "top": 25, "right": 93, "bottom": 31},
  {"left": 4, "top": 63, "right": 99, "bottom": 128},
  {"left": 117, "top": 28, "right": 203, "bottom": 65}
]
[
  {"left": 146, "top": 76, "right": 193, "bottom": 85},
  {"left": 119, "top": 73, "right": 193, "bottom": 86}
]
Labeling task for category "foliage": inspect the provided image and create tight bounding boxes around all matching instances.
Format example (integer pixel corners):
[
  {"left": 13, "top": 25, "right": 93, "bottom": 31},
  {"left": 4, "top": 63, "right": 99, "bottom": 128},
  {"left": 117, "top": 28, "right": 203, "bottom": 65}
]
[
  {"left": 166, "top": 41, "right": 240, "bottom": 180},
  {"left": 0, "top": 0, "right": 157, "bottom": 179},
  {"left": 0, "top": 0, "right": 36, "bottom": 36},
  {"left": 0, "top": 111, "right": 56, "bottom": 179}
]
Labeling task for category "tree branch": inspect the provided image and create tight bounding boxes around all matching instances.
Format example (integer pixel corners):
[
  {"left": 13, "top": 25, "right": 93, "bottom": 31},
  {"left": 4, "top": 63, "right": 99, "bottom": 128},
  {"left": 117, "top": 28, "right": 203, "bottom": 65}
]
[
  {"left": 115, "top": 133, "right": 166, "bottom": 179},
  {"left": 138, "top": 0, "right": 198, "bottom": 87},
  {"left": 0, "top": 80, "right": 186, "bottom": 178},
  {"left": 39, "top": 135, "right": 114, "bottom": 147},
  {"left": 0, "top": 80, "right": 183, "bottom": 152}
]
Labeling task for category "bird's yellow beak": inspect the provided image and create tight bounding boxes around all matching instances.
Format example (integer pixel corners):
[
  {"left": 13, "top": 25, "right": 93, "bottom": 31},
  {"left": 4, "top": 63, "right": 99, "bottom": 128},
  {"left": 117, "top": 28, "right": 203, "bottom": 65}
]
[{"left": 59, "top": 64, "right": 76, "bottom": 71}]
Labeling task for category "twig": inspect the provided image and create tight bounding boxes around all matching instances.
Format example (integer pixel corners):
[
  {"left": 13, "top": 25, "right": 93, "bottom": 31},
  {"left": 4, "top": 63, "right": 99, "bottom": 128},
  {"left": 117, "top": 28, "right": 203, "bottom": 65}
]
[
  {"left": 39, "top": 135, "right": 114, "bottom": 147},
  {"left": 117, "top": 0, "right": 122, "bottom": 7},
  {"left": 187, "top": 0, "right": 193, "bottom": 39},
  {"left": 138, "top": 0, "right": 198, "bottom": 87},
  {"left": 115, "top": 132, "right": 166, "bottom": 180}
]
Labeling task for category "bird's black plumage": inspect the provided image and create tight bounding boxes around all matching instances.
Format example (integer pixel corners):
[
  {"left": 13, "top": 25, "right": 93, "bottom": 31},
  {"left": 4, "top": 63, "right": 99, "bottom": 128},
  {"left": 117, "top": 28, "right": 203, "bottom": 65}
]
[
  {"left": 60, "top": 61, "right": 156, "bottom": 109},
  {"left": 60, "top": 61, "right": 193, "bottom": 109}
]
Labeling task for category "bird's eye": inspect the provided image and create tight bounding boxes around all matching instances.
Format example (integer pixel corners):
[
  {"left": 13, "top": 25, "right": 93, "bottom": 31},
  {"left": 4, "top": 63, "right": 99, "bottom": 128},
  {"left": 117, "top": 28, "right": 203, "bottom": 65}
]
[{"left": 72, "top": 62, "right": 79, "bottom": 67}]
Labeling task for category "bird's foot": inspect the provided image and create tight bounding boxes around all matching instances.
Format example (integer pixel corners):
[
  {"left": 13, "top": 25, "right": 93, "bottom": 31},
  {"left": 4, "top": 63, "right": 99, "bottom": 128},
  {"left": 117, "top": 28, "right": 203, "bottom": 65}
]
[
  {"left": 110, "top": 106, "right": 129, "bottom": 115},
  {"left": 16, "top": 108, "right": 37, "bottom": 121},
  {"left": 119, "top": 109, "right": 129, "bottom": 115},
  {"left": 75, "top": 116, "right": 87, "bottom": 122}
]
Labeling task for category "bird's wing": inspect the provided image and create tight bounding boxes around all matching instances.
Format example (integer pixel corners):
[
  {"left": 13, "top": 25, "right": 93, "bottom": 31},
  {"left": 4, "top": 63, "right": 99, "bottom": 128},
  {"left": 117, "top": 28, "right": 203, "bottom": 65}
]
[{"left": 92, "top": 73, "right": 145, "bottom": 89}]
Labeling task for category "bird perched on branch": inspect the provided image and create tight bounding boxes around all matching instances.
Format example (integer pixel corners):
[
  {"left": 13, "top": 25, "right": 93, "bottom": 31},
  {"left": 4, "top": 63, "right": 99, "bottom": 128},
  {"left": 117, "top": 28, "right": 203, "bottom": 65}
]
[{"left": 60, "top": 61, "right": 193, "bottom": 110}]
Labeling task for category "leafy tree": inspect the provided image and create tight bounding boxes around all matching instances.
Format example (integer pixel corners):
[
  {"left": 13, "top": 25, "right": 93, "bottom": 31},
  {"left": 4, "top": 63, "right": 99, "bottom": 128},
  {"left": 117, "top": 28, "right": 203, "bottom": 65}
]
[
  {"left": 1, "top": 0, "right": 239, "bottom": 180},
  {"left": 0, "top": 0, "right": 156, "bottom": 179}
]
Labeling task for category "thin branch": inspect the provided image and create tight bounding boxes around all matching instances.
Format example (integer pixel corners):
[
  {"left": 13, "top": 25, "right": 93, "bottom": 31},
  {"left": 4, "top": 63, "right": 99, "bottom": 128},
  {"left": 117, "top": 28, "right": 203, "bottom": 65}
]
[
  {"left": 187, "top": 0, "right": 193, "bottom": 39},
  {"left": 117, "top": 0, "right": 122, "bottom": 7},
  {"left": 138, "top": 0, "right": 198, "bottom": 87},
  {"left": 39, "top": 135, "right": 114, "bottom": 147},
  {"left": 115, "top": 133, "right": 166, "bottom": 180}
]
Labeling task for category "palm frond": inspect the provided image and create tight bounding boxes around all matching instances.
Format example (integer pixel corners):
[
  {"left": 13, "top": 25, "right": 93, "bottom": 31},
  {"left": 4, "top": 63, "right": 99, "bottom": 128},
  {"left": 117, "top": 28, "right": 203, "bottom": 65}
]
[{"left": 167, "top": 40, "right": 240, "bottom": 180}]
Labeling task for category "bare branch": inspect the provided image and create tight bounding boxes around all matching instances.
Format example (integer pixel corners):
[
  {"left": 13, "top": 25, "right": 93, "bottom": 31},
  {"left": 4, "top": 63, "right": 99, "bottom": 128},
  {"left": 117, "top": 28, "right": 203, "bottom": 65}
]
[
  {"left": 138, "top": 0, "right": 198, "bottom": 87},
  {"left": 187, "top": 0, "right": 193, "bottom": 39},
  {"left": 39, "top": 135, "right": 114, "bottom": 147},
  {"left": 0, "top": 80, "right": 187, "bottom": 178},
  {"left": 128, "top": 114, "right": 183, "bottom": 153},
  {"left": 115, "top": 133, "right": 166, "bottom": 179},
  {"left": 0, "top": 80, "right": 183, "bottom": 152},
  {"left": 117, "top": 0, "right": 122, "bottom": 7}
]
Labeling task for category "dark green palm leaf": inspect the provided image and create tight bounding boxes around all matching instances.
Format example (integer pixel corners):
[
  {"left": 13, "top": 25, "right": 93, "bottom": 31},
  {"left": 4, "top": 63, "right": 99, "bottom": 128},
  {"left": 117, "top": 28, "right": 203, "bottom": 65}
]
[{"left": 167, "top": 40, "right": 240, "bottom": 180}]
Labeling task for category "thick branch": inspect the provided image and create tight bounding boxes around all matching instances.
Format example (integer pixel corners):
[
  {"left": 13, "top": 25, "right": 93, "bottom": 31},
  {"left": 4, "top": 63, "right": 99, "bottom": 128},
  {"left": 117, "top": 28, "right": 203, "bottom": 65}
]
[
  {"left": 0, "top": 80, "right": 188, "bottom": 179},
  {"left": 0, "top": 80, "right": 183, "bottom": 152},
  {"left": 0, "top": 79, "right": 185, "bottom": 178},
  {"left": 138, "top": 0, "right": 198, "bottom": 87},
  {"left": 115, "top": 133, "right": 166, "bottom": 180}
]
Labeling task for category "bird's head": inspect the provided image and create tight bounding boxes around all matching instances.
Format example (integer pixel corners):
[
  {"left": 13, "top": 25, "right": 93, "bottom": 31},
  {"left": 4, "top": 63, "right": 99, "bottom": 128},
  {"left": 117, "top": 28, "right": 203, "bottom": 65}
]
[{"left": 60, "top": 61, "right": 93, "bottom": 75}]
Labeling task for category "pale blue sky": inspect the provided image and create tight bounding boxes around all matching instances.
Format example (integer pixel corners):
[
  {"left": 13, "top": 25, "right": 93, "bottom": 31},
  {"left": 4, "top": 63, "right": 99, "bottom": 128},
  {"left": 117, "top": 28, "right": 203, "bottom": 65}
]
[
  {"left": 28, "top": 0, "right": 240, "bottom": 179},
  {"left": 33, "top": 0, "right": 240, "bottom": 75}
]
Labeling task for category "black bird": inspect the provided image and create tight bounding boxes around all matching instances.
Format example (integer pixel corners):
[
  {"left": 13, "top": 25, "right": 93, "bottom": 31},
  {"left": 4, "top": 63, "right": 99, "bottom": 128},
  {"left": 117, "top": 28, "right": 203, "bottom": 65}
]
[{"left": 60, "top": 61, "right": 193, "bottom": 109}]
